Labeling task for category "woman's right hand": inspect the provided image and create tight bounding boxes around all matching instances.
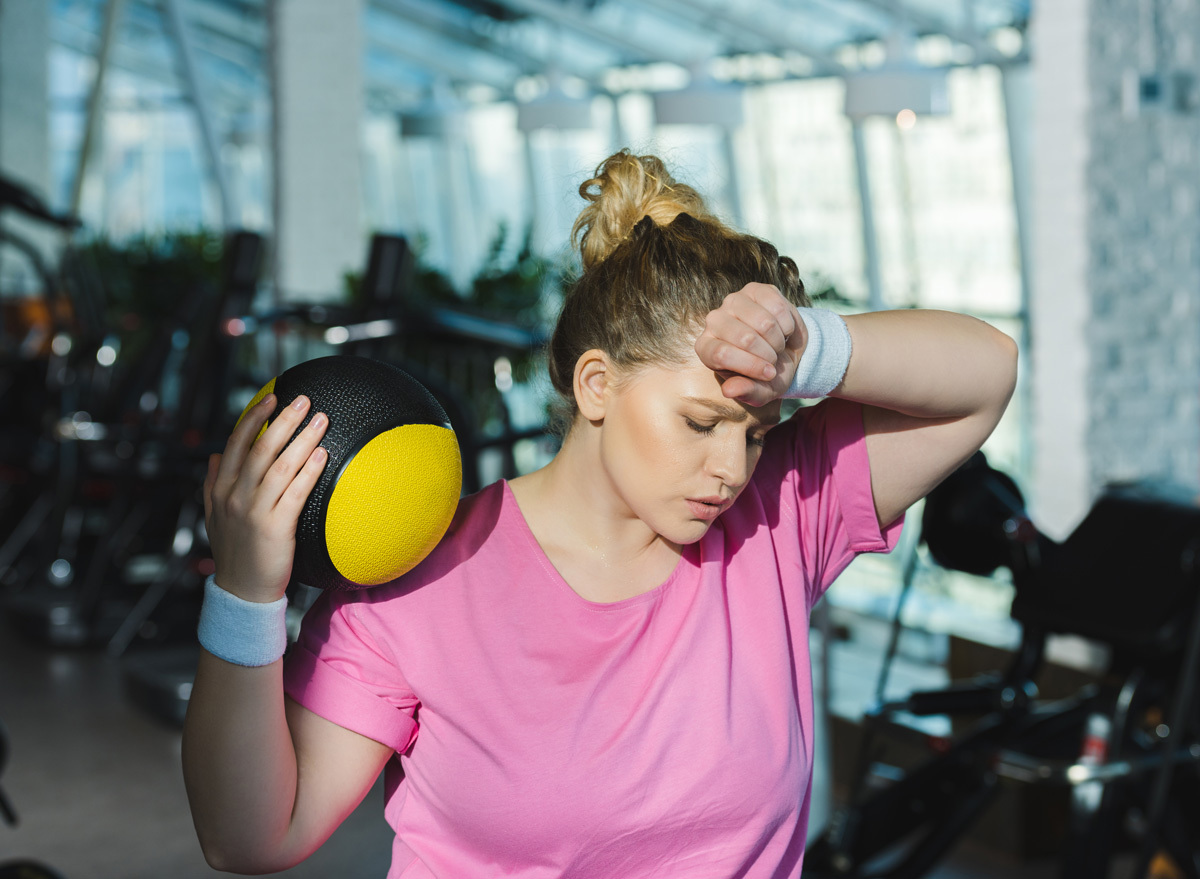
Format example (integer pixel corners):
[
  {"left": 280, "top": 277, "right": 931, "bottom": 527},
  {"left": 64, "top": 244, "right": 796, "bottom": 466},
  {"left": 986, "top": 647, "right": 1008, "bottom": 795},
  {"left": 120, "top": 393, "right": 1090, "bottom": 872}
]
[{"left": 202, "top": 393, "right": 329, "bottom": 604}]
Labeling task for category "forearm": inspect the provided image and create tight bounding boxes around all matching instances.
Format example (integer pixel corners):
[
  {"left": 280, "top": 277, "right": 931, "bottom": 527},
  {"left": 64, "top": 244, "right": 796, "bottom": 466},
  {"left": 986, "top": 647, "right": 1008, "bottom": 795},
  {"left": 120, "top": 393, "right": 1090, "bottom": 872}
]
[
  {"left": 182, "top": 650, "right": 302, "bottom": 873},
  {"left": 835, "top": 309, "right": 1018, "bottom": 421},
  {"left": 695, "top": 292, "right": 1018, "bottom": 526}
]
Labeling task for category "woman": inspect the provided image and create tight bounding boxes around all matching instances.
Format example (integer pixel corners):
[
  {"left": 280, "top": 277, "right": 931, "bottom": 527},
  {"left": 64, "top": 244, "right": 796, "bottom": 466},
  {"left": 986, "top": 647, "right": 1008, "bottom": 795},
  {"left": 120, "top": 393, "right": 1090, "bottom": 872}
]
[{"left": 183, "top": 151, "right": 1017, "bottom": 876}]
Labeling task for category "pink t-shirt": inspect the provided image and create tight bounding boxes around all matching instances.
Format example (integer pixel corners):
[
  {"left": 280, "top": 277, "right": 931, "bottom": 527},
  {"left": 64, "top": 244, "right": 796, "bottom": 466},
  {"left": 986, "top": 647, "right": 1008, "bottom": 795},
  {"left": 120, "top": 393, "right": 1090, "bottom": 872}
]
[{"left": 284, "top": 397, "right": 902, "bottom": 877}]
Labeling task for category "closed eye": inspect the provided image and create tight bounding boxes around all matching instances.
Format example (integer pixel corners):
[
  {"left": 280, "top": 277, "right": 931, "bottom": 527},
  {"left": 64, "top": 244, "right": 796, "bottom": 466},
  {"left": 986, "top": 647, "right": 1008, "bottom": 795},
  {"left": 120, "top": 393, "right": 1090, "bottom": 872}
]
[{"left": 687, "top": 417, "right": 770, "bottom": 448}]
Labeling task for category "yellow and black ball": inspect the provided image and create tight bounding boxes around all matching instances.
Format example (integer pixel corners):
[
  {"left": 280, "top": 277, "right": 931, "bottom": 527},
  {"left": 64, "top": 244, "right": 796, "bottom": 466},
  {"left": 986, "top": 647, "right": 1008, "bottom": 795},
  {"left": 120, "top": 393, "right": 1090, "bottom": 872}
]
[{"left": 236, "top": 355, "right": 461, "bottom": 590}]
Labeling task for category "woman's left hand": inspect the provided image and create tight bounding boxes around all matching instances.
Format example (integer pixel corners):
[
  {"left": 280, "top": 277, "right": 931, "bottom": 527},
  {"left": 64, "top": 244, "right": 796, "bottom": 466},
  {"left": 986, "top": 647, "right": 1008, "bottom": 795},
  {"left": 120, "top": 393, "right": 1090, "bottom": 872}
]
[{"left": 694, "top": 282, "right": 807, "bottom": 406}]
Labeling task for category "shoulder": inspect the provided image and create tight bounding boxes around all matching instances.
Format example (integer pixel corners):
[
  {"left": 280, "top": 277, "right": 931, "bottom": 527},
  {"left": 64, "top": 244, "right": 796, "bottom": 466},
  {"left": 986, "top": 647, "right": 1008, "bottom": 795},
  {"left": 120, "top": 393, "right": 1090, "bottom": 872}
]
[
  {"left": 352, "top": 480, "right": 516, "bottom": 603},
  {"left": 753, "top": 398, "right": 866, "bottom": 483},
  {"left": 440, "top": 479, "right": 510, "bottom": 546},
  {"left": 776, "top": 397, "right": 864, "bottom": 446}
]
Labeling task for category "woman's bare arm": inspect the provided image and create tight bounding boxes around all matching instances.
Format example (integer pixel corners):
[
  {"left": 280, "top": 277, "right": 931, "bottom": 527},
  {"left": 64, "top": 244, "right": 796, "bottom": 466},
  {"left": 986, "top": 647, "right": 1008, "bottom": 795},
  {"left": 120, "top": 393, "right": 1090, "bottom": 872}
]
[
  {"left": 182, "top": 392, "right": 393, "bottom": 873},
  {"left": 695, "top": 285, "right": 1018, "bottom": 527},
  {"left": 837, "top": 309, "right": 1017, "bottom": 527},
  {"left": 183, "top": 660, "right": 392, "bottom": 873}
]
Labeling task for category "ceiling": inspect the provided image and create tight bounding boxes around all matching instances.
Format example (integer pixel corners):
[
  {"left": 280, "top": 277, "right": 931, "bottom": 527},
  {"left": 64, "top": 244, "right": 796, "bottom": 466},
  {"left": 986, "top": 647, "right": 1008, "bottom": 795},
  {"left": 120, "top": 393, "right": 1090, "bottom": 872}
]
[{"left": 51, "top": 0, "right": 1031, "bottom": 112}]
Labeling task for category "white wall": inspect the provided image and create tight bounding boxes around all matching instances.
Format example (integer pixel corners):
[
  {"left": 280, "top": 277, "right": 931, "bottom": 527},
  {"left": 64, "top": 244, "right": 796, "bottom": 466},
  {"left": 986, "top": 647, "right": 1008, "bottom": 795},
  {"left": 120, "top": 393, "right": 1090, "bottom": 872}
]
[
  {"left": 271, "top": 0, "right": 366, "bottom": 301},
  {"left": 1029, "top": 0, "right": 1093, "bottom": 537}
]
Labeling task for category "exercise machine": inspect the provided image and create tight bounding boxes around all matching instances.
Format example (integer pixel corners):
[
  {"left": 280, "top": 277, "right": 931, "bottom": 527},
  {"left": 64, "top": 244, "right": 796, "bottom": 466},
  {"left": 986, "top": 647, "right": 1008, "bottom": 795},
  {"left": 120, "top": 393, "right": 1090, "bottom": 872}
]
[
  {"left": 0, "top": 200, "right": 264, "bottom": 649},
  {"left": 0, "top": 720, "right": 66, "bottom": 879},
  {"left": 804, "top": 453, "right": 1200, "bottom": 878}
]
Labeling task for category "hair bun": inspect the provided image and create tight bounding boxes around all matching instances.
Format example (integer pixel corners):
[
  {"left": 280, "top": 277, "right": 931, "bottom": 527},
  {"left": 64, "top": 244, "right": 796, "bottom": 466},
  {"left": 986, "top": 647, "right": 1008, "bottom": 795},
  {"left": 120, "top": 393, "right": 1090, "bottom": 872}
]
[{"left": 571, "top": 150, "right": 716, "bottom": 270}]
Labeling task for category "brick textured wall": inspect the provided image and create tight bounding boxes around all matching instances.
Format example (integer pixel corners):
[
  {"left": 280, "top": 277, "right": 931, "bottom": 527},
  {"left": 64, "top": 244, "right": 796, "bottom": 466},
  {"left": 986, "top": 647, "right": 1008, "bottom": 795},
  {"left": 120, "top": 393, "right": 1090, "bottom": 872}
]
[
  {"left": 1085, "top": 0, "right": 1200, "bottom": 493},
  {"left": 1032, "top": 0, "right": 1200, "bottom": 537}
]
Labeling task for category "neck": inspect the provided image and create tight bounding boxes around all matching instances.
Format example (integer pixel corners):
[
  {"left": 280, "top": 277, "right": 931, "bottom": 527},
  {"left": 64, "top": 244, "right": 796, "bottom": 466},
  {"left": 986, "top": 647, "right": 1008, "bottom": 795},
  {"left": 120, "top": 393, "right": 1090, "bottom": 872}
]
[{"left": 516, "top": 422, "right": 678, "bottom": 567}]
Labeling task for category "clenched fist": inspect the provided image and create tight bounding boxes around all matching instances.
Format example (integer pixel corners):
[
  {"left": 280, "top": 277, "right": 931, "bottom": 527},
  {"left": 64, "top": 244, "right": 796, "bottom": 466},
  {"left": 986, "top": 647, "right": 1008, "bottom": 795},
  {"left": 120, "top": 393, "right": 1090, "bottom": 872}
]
[{"left": 694, "top": 282, "right": 808, "bottom": 407}]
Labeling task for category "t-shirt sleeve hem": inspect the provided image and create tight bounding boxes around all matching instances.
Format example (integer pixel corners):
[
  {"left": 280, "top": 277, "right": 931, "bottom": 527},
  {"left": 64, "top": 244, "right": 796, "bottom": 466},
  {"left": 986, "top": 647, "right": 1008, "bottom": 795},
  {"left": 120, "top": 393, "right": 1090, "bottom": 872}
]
[
  {"left": 826, "top": 398, "right": 905, "bottom": 554},
  {"left": 283, "top": 643, "right": 418, "bottom": 754}
]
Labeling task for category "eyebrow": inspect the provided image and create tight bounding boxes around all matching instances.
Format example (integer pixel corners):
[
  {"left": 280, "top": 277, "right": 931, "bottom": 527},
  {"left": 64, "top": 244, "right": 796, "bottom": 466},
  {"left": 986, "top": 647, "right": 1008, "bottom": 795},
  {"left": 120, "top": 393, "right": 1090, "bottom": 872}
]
[{"left": 682, "top": 396, "right": 781, "bottom": 427}]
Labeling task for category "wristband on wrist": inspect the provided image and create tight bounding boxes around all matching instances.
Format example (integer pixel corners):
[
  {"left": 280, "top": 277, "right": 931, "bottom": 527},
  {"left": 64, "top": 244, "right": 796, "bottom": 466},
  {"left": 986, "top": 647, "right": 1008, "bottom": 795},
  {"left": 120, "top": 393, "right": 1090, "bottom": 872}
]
[
  {"left": 197, "top": 574, "right": 289, "bottom": 667},
  {"left": 784, "top": 307, "right": 852, "bottom": 399}
]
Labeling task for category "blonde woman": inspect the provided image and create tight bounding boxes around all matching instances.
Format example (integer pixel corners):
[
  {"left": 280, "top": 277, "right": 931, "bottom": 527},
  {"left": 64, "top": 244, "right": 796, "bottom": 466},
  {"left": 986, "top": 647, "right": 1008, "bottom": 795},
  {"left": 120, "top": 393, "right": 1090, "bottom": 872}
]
[{"left": 183, "top": 151, "right": 1017, "bottom": 877}]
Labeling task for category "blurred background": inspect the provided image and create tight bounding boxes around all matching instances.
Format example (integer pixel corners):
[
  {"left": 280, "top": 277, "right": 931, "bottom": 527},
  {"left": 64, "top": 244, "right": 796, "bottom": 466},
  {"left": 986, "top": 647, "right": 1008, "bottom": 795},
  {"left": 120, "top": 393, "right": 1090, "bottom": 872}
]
[{"left": 3, "top": 1, "right": 1200, "bottom": 877}]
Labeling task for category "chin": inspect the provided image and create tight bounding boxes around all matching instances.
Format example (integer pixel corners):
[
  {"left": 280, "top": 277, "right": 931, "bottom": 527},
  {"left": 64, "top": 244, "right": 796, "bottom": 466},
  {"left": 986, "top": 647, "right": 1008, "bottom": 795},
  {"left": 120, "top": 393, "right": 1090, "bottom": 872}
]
[{"left": 662, "top": 518, "right": 715, "bottom": 546}]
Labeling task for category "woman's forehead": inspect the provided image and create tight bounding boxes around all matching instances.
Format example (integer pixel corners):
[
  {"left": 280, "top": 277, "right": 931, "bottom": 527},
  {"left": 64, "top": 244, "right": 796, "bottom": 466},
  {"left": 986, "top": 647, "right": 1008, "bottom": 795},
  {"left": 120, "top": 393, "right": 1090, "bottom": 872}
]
[
  {"left": 620, "top": 348, "right": 718, "bottom": 389},
  {"left": 628, "top": 356, "right": 782, "bottom": 423}
]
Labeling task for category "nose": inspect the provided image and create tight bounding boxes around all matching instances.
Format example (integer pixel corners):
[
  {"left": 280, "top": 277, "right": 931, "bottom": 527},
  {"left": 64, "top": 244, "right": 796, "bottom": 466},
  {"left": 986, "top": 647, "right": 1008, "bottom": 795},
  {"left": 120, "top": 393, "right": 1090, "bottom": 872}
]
[{"left": 706, "top": 433, "right": 749, "bottom": 491}]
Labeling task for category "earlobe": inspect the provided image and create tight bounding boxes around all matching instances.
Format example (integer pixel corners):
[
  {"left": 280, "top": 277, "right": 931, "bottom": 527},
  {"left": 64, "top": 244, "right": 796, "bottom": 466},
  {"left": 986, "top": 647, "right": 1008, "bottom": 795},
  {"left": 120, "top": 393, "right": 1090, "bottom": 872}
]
[{"left": 573, "top": 349, "right": 611, "bottom": 422}]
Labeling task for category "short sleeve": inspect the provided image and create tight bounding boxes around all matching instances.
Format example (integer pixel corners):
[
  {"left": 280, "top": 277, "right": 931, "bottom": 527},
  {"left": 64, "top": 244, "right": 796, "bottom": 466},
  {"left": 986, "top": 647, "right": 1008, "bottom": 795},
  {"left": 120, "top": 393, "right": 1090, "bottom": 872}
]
[
  {"left": 283, "top": 590, "right": 419, "bottom": 754},
  {"left": 767, "top": 397, "right": 904, "bottom": 608}
]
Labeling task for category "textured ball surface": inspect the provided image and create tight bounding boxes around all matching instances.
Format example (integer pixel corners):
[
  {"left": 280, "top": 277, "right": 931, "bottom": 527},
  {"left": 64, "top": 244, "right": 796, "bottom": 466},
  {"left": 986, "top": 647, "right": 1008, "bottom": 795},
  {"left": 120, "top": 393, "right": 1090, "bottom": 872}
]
[
  {"left": 326, "top": 423, "right": 462, "bottom": 586},
  {"left": 236, "top": 355, "right": 462, "bottom": 590}
]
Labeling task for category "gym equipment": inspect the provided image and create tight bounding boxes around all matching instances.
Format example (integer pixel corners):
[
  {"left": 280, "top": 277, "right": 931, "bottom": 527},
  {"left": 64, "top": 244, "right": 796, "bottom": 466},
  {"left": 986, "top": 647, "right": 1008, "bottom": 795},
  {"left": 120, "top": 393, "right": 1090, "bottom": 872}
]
[
  {"left": 0, "top": 720, "right": 67, "bottom": 879},
  {"left": 0, "top": 861, "right": 66, "bottom": 879},
  {"left": 0, "top": 215, "right": 546, "bottom": 719},
  {"left": 0, "top": 173, "right": 85, "bottom": 555},
  {"left": 236, "top": 355, "right": 462, "bottom": 590},
  {"left": 241, "top": 233, "right": 551, "bottom": 495},
  {"left": 803, "top": 454, "right": 1200, "bottom": 878},
  {"left": 118, "top": 233, "right": 549, "bottom": 726},
  {"left": 0, "top": 221, "right": 264, "bottom": 648}
]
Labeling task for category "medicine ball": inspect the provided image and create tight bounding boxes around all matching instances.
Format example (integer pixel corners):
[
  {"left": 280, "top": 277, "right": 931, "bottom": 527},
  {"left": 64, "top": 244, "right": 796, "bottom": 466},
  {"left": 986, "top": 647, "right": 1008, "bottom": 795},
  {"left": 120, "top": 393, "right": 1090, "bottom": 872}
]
[{"left": 236, "top": 355, "right": 462, "bottom": 590}]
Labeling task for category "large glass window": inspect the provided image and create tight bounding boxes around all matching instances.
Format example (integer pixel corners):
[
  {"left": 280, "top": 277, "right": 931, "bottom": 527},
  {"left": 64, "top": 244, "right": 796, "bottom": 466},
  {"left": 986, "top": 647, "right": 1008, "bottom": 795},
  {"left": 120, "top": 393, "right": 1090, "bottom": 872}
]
[
  {"left": 48, "top": 4, "right": 270, "bottom": 238},
  {"left": 741, "top": 77, "right": 866, "bottom": 302},
  {"left": 863, "top": 65, "right": 1021, "bottom": 316},
  {"left": 739, "top": 67, "right": 1028, "bottom": 647},
  {"left": 368, "top": 97, "right": 620, "bottom": 286},
  {"left": 44, "top": 2, "right": 1032, "bottom": 648}
]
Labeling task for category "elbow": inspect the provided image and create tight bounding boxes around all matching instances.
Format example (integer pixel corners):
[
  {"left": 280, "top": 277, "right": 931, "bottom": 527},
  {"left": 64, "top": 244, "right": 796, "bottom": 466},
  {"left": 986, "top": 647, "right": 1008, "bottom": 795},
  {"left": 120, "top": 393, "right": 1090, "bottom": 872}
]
[
  {"left": 197, "top": 839, "right": 245, "bottom": 874},
  {"left": 199, "top": 844, "right": 246, "bottom": 875},
  {"left": 998, "top": 329, "right": 1019, "bottom": 399},
  {"left": 197, "top": 838, "right": 255, "bottom": 875},
  {"left": 962, "top": 326, "right": 1018, "bottom": 432},
  {"left": 197, "top": 836, "right": 299, "bottom": 875},
  {"left": 985, "top": 326, "right": 1019, "bottom": 409}
]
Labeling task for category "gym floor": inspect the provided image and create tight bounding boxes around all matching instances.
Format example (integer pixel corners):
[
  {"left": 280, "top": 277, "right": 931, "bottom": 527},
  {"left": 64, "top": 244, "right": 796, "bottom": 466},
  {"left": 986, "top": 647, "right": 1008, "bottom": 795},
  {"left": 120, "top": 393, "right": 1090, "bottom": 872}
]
[{"left": 1, "top": 610, "right": 1058, "bottom": 879}]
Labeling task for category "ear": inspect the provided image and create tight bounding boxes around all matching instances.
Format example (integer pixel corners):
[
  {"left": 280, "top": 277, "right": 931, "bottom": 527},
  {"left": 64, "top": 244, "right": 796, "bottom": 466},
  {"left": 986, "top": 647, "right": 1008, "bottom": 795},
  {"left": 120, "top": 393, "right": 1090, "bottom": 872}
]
[{"left": 573, "top": 349, "right": 613, "bottom": 422}]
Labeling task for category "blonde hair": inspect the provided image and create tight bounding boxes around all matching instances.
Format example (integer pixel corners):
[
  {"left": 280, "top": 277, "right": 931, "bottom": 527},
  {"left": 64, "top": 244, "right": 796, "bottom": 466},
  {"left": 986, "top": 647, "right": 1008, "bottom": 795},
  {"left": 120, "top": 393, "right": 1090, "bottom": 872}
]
[
  {"left": 548, "top": 150, "right": 810, "bottom": 431},
  {"left": 571, "top": 152, "right": 719, "bottom": 270}
]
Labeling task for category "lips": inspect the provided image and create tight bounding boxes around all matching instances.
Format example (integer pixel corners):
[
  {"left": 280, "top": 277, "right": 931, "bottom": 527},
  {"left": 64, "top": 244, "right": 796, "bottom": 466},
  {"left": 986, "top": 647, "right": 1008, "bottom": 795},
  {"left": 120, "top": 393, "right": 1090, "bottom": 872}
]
[{"left": 686, "top": 497, "right": 730, "bottom": 520}]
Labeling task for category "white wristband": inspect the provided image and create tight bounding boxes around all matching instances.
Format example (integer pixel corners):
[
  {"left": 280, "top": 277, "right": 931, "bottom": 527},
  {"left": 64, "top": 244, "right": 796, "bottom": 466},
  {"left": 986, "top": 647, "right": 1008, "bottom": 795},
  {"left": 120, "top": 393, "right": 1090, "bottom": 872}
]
[
  {"left": 197, "top": 575, "right": 289, "bottom": 667},
  {"left": 784, "top": 308, "right": 852, "bottom": 399}
]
